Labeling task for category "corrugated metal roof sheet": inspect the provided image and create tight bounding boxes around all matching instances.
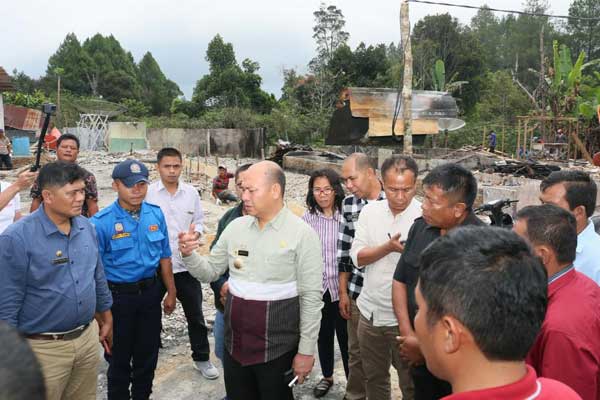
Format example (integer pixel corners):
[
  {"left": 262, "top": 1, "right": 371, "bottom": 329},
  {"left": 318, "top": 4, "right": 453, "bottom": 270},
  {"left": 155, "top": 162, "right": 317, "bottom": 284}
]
[
  {"left": 4, "top": 104, "right": 43, "bottom": 130},
  {"left": 0, "top": 67, "right": 15, "bottom": 92}
]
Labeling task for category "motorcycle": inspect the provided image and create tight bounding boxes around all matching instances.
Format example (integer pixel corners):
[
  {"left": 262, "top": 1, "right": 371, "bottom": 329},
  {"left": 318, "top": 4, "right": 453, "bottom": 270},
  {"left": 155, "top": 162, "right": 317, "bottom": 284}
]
[{"left": 474, "top": 198, "right": 518, "bottom": 228}]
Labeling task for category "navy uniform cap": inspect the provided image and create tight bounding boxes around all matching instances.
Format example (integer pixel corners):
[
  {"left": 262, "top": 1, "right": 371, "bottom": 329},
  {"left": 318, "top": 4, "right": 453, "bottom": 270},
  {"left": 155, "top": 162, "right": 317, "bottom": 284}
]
[{"left": 112, "top": 159, "right": 149, "bottom": 187}]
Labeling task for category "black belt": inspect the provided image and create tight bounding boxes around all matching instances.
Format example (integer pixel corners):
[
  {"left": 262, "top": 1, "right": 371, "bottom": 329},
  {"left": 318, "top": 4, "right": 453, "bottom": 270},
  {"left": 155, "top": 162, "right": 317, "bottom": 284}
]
[
  {"left": 108, "top": 275, "right": 157, "bottom": 294},
  {"left": 27, "top": 323, "right": 90, "bottom": 341}
]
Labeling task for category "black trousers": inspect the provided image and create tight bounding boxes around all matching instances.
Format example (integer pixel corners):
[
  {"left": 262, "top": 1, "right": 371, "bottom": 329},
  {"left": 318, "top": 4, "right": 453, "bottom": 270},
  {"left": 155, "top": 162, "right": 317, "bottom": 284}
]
[
  {"left": 318, "top": 290, "right": 349, "bottom": 378},
  {"left": 224, "top": 350, "right": 296, "bottom": 400},
  {"left": 108, "top": 280, "right": 162, "bottom": 400},
  {"left": 412, "top": 364, "right": 452, "bottom": 400},
  {"left": 159, "top": 271, "right": 210, "bottom": 361},
  {"left": 0, "top": 154, "right": 12, "bottom": 169}
]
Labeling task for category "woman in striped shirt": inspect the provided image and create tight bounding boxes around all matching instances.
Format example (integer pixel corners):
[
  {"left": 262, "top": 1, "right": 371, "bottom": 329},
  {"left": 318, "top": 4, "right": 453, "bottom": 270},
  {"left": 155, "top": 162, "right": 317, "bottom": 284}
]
[{"left": 302, "top": 168, "right": 349, "bottom": 398}]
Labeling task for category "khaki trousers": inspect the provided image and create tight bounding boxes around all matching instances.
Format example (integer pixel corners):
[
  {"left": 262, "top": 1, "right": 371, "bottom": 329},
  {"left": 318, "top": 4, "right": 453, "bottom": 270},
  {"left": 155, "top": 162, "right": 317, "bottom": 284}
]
[
  {"left": 358, "top": 314, "right": 414, "bottom": 400},
  {"left": 345, "top": 298, "right": 367, "bottom": 400},
  {"left": 28, "top": 321, "right": 99, "bottom": 400}
]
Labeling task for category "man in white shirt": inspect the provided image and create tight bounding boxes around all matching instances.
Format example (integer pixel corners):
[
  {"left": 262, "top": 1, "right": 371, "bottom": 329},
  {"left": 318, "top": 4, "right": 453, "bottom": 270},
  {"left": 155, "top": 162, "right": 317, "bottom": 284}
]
[
  {"left": 146, "top": 147, "right": 219, "bottom": 379},
  {"left": 540, "top": 170, "right": 600, "bottom": 285},
  {"left": 350, "top": 155, "right": 421, "bottom": 400},
  {"left": 0, "top": 170, "right": 38, "bottom": 233}
]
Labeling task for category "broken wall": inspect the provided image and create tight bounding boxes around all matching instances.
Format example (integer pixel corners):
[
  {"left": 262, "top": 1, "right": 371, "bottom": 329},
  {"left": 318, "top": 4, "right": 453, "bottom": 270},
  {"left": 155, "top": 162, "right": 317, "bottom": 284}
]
[{"left": 146, "top": 128, "right": 265, "bottom": 158}]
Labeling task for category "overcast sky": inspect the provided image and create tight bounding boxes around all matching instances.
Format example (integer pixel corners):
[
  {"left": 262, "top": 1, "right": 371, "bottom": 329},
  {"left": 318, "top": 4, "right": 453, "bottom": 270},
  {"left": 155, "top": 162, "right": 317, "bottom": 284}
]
[{"left": 1, "top": 1, "right": 571, "bottom": 99}]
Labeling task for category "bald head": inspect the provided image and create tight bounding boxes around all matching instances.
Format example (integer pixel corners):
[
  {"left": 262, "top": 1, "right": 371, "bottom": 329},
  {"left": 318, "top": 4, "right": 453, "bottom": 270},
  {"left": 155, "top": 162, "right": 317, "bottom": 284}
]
[
  {"left": 247, "top": 161, "right": 286, "bottom": 198},
  {"left": 345, "top": 153, "right": 372, "bottom": 172}
]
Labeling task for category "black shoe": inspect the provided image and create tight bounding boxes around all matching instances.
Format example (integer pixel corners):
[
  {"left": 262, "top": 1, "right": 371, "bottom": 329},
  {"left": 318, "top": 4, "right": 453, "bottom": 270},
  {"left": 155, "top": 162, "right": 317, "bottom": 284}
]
[{"left": 313, "top": 378, "right": 333, "bottom": 398}]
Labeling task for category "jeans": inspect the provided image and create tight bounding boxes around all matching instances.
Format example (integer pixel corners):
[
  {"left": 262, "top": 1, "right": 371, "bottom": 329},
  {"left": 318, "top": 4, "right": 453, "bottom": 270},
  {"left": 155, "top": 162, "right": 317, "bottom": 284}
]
[{"left": 214, "top": 309, "right": 225, "bottom": 362}]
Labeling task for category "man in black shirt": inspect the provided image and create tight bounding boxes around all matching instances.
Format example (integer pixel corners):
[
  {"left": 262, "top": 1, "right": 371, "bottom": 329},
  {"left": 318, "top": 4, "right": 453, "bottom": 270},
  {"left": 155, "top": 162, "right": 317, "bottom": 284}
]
[{"left": 392, "top": 163, "right": 484, "bottom": 400}]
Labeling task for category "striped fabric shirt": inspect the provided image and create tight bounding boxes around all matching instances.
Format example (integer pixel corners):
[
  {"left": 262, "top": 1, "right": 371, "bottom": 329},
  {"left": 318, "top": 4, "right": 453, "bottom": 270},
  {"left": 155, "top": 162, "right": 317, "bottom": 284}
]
[
  {"left": 302, "top": 210, "right": 342, "bottom": 302},
  {"left": 338, "top": 189, "right": 386, "bottom": 299}
]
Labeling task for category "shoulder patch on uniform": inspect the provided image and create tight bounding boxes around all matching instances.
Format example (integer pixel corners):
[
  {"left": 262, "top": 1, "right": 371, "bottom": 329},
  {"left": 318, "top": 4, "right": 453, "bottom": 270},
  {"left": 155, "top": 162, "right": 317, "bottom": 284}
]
[{"left": 148, "top": 224, "right": 159, "bottom": 232}]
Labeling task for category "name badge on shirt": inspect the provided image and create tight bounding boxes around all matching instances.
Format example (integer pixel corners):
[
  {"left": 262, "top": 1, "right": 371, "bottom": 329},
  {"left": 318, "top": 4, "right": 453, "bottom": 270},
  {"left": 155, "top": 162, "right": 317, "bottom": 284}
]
[
  {"left": 112, "top": 232, "right": 131, "bottom": 240},
  {"left": 52, "top": 257, "right": 69, "bottom": 265},
  {"left": 237, "top": 249, "right": 249, "bottom": 257}
]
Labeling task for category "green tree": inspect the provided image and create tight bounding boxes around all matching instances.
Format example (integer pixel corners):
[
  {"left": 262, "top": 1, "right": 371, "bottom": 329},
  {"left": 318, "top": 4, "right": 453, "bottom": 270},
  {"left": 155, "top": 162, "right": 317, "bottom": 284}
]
[
  {"left": 474, "top": 70, "right": 531, "bottom": 123},
  {"left": 80, "top": 34, "right": 141, "bottom": 101},
  {"left": 470, "top": 6, "right": 502, "bottom": 71},
  {"left": 10, "top": 69, "right": 41, "bottom": 94},
  {"left": 137, "top": 52, "right": 181, "bottom": 115},
  {"left": 192, "top": 35, "right": 274, "bottom": 114},
  {"left": 567, "top": 0, "right": 600, "bottom": 61},
  {"left": 312, "top": 3, "right": 350, "bottom": 66},
  {"left": 46, "top": 33, "right": 91, "bottom": 95},
  {"left": 411, "top": 14, "right": 483, "bottom": 112}
]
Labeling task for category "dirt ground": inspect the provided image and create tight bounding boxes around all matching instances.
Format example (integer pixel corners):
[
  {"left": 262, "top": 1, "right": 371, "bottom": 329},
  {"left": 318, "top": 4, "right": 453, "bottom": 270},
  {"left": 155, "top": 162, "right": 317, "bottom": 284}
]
[{"left": 4, "top": 150, "right": 403, "bottom": 399}]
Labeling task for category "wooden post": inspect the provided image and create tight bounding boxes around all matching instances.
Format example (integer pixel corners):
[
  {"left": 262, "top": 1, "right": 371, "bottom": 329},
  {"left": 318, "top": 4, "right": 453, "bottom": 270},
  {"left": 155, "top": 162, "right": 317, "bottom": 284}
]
[
  {"left": 482, "top": 126, "right": 486, "bottom": 148},
  {"left": 400, "top": 0, "right": 413, "bottom": 154},
  {"left": 516, "top": 120, "right": 521, "bottom": 160},
  {"left": 524, "top": 119, "right": 530, "bottom": 157},
  {"left": 502, "top": 124, "right": 506, "bottom": 154}
]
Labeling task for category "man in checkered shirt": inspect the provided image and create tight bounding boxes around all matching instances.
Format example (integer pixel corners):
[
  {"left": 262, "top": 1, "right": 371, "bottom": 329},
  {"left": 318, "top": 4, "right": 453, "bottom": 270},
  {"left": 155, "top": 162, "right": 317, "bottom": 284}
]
[{"left": 338, "top": 153, "right": 386, "bottom": 400}]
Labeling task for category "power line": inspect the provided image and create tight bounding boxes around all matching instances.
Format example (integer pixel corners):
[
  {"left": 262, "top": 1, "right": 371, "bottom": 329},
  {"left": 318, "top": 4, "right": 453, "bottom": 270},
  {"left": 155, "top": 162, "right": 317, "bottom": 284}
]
[{"left": 408, "top": 0, "right": 600, "bottom": 21}]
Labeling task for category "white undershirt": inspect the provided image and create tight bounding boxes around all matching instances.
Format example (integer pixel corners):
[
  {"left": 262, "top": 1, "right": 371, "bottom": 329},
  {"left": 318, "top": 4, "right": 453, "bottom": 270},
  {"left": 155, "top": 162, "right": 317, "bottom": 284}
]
[{"left": 0, "top": 181, "right": 20, "bottom": 234}]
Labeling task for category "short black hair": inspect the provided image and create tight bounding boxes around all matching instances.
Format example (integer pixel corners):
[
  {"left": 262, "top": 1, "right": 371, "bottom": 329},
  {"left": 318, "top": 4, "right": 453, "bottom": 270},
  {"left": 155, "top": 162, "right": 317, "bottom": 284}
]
[
  {"left": 56, "top": 133, "right": 80, "bottom": 150},
  {"left": 422, "top": 163, "right": 477, "bottom": 209},
  {"left": 157, "top": 147, "right": 182, "bottom": 163},
  {"left": 516, "top": 204, "right": 577, "bottom": 264},
  {"left": 39, "top": 161, "right": 88, "bottom": 190},
  {"left": 0, "top": 321, "right": 46, "bottom": 400},
  {"left": 234, "top": 163, "right": 253, "bottom": 182},
  {"left": 381, "top": 155, "right": 418, "bottom": 182},
  {"left": 419, "top": 226, "right": 547, "bottom": 362},
  {"left": 306, "top": 168, "right": 345, "bottom": 214},
  {"left": 540, "top": 170, "right": 597, "bottom": 218}
]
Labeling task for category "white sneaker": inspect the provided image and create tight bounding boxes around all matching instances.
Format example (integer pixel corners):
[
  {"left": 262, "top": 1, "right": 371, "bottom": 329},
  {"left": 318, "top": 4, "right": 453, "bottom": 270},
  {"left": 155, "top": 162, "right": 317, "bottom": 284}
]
[{"left": 193, "top": 360, "right": 220, "bottom": 380}]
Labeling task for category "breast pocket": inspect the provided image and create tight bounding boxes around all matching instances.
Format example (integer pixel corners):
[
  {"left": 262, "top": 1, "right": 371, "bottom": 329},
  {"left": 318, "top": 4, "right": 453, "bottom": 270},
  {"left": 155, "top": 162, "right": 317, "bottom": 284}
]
[
  {"left": 146, "top": 231, "right": 166, "bottom": 257},
  {"left": 110, "top": 237, "right": 136, "bottom": 265},
  {"left": 266, "top": 249, "right": 297, "bottom": 281}
]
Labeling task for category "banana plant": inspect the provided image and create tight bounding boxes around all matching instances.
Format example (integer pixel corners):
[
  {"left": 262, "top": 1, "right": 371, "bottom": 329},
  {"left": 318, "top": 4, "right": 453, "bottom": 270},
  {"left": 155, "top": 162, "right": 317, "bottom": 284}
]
[
  {"left": 431, "top": 59, "right": 468, "bottom": 93},
  {"left": 548, "top": 41, "right": 600, "bottom": 116}
]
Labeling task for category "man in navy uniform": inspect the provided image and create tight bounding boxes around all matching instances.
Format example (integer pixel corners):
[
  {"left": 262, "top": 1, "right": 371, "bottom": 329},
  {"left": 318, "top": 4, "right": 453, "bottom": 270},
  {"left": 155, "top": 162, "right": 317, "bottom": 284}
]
[{"left": 92, "top": 159, "right": 177, "bottom": 400}]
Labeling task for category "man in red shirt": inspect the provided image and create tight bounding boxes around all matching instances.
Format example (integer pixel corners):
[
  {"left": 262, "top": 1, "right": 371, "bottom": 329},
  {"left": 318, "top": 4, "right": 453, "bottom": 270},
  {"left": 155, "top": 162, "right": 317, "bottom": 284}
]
[
  {"left": 413, "top": 226, "right": 581, "bottom": 400},
  {"left": 212, "top": 166, "right": 238, "bottom": 203},
  {"left": 514, "top": 204, "right": 600, "bottom": 400}
]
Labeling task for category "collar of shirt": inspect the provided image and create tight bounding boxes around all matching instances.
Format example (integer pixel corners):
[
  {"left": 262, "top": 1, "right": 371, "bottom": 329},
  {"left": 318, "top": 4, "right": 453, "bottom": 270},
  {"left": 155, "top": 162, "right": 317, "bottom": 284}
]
[
  {"left": 250, "top": 206, "right": 287, "bottom": 231},
  {"left": 548, "top": 266, "right": 576, "bottom": 297},
  {"left": 314, "top": 209, "right": 341, "bottom": 221},
  {"left": 155, "top": 179, "right": 186, "bottom": 196},
  {"left": 576, "top": 220, "right": 597, "bottom": 255},
  {"left": 443, "top": 366, "right": 542, "bottom": 400},
  {"left": 36, "top": 204, "right": 85, "bottom": 238},
  {"left": 112, "top": 200, "right": 150, "bottom": 220}
]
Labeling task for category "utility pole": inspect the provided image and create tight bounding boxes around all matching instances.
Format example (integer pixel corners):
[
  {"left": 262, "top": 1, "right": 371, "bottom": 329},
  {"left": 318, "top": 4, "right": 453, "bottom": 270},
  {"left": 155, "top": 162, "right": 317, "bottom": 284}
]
[{"left": 400, "top": 0, "right": 413, "bottom": 154}]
